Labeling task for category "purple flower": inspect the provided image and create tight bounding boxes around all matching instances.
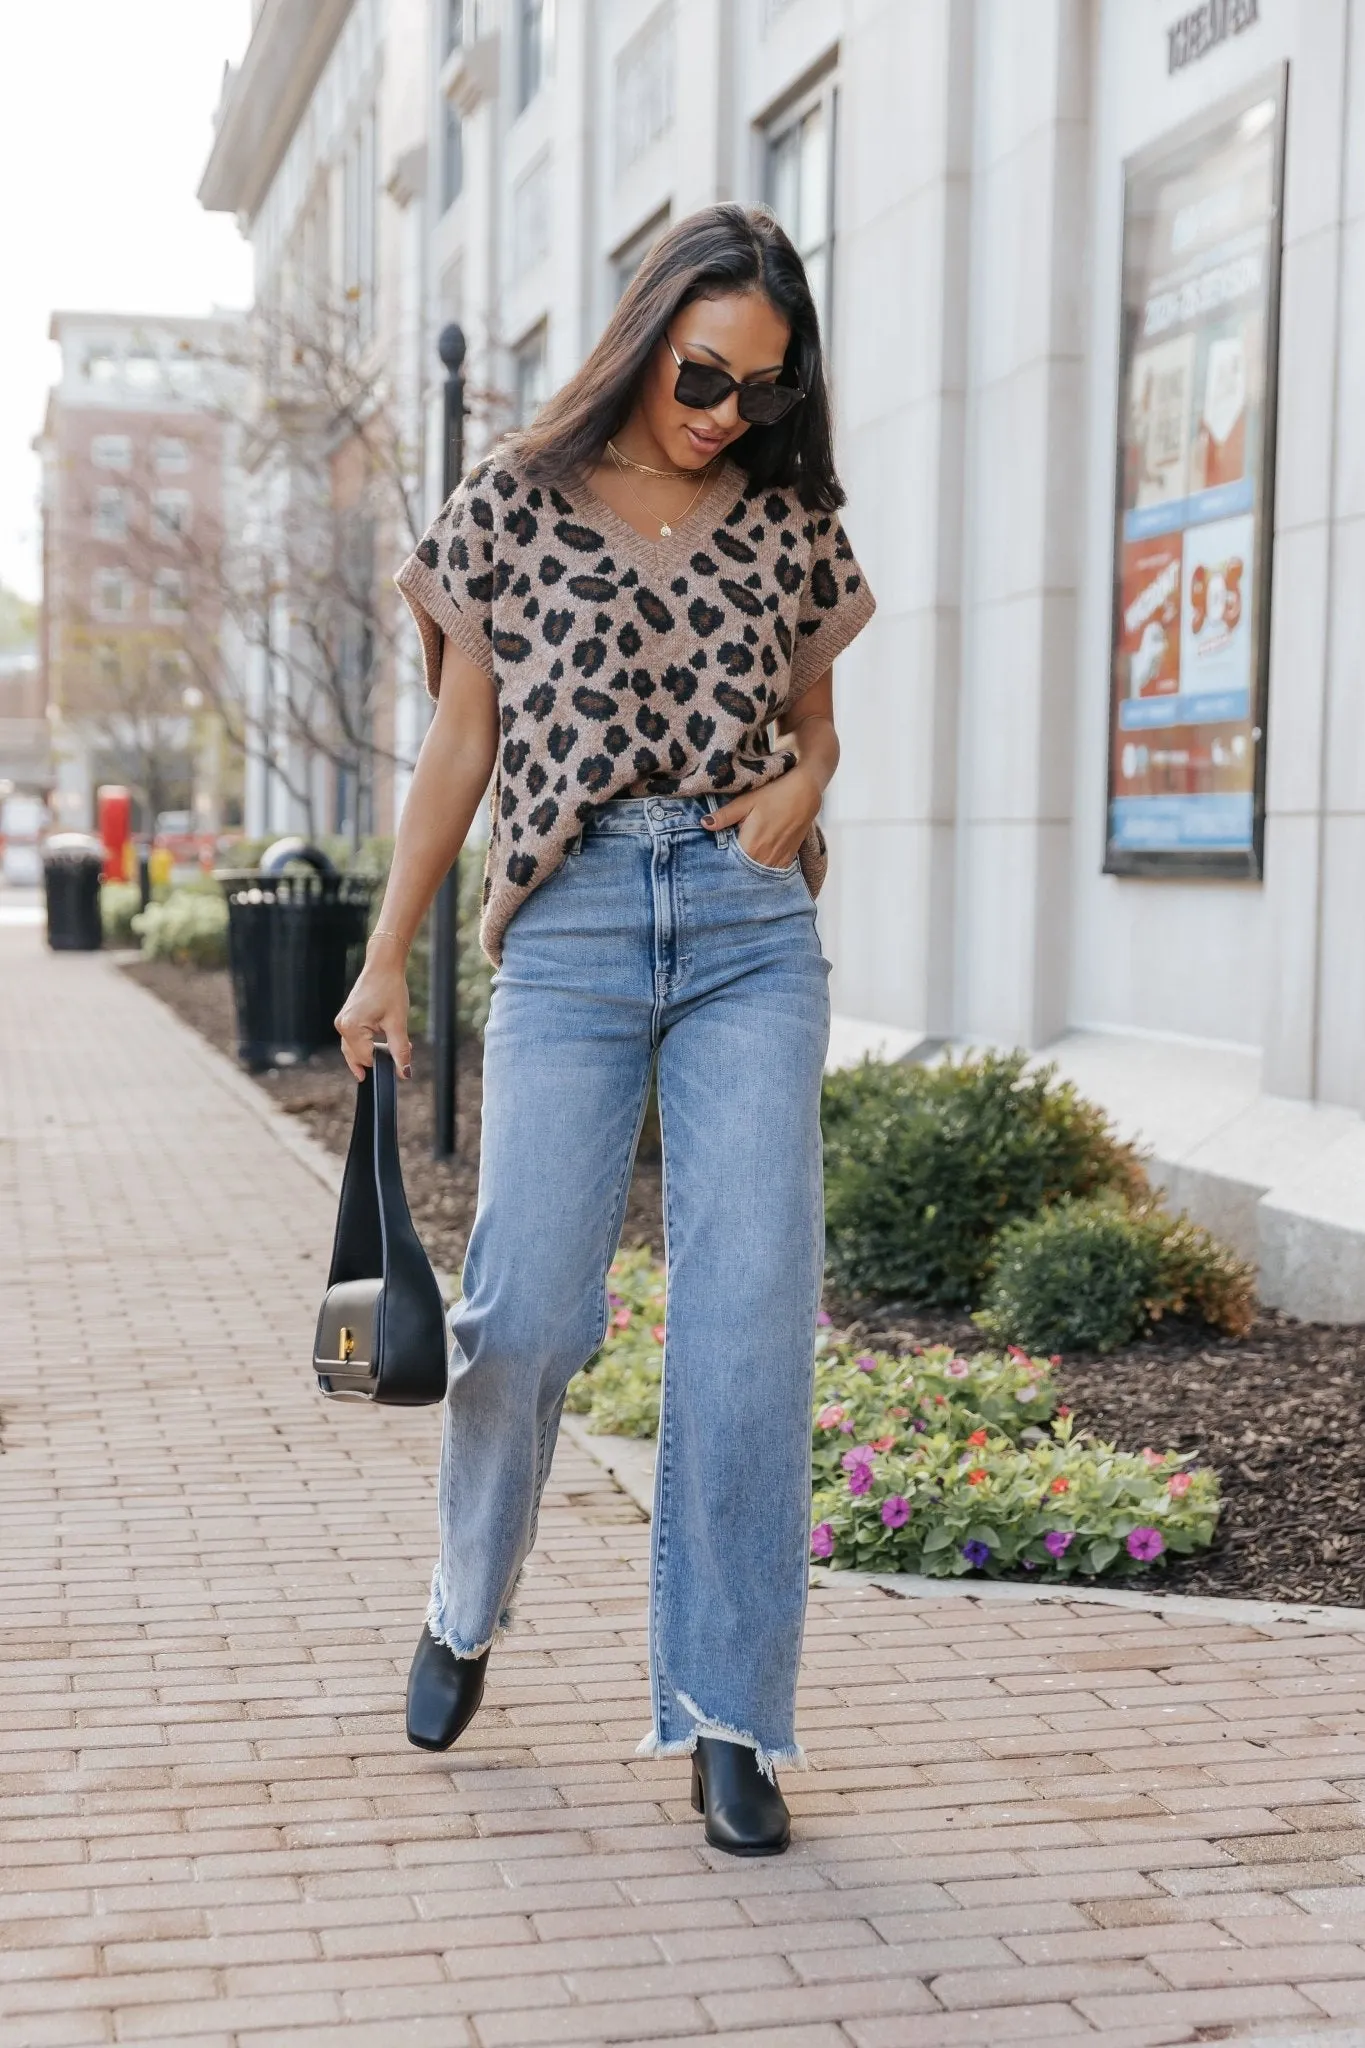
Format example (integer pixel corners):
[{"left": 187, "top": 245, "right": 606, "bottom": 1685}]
[
  {"left": 1023, "top": 1559, "right": 1037, "bottom": 1571},
  {"left": 846, "top": 1464, "right": 872, "bottom": 1497},
  {"left": 1126, "top": 1526, "right": 1165, "bottom": 1562},
  {"left": 856, "top": 1353, "right": 877, "bottom": 1374},
  {"left": 816, "top": 1310, "right": 833, "bottom": 1327},
  {"left": 962, "top": 1539, "right": 990, "bottom": 1568},
  {"left": 912, "top": 1418, "right": 927, "bottom": 1432},
  {"left": 607, "top": 1292, "right": 624, "bottom": 1308},
  {"left": 810, "top": 1521, "right": 835, "bottom": 1559},
  {"left": 880, "top": 1495, "right": 910, "bottom": 1529},
  {"left": 1043, "top": 1530, "right": 1074, "bottom": 1559},
  {"left": 841, "top": 1445, "right": 875, "bottom": 1473}
]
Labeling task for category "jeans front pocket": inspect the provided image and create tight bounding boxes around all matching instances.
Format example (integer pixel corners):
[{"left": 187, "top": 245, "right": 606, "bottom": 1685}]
[{"left": 730, "top": 837, "right": 801, "bottom": 880}]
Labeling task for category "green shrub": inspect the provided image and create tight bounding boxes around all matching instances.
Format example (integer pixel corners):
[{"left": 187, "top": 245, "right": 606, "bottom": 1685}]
[
  {"left": 133, "top": 891, "right": 229, "bottom": 969},
  {"left": 821, "top": 1052, "right": 1147, "bottom": 1307},
  {"left": 974, "top": 1196, "right": 1257, "bottom": 1354},
  {"left": 563, "top": 1247, "right": 666, "bottom": 1437},
  {"left": 563, "top": 1256, "right": 1222, "bottom": 1584},
  {"left": 101, "top": 882, "right": 143, "bottom": 948}
]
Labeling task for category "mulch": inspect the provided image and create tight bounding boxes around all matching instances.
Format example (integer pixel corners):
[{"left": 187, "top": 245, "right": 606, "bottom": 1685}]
[{"left": 126, "top": 959, "right": 1365, "bottom": 1612}]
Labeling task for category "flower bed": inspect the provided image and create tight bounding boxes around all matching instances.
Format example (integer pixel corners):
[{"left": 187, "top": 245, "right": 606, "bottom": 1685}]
[{"left": 563, "top": 1251, "right": 1221, "bottom": 1585}]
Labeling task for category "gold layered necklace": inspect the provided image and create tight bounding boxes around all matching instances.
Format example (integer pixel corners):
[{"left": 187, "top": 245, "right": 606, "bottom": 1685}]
[{"left": 605, "top": 438, "right": 714, "bottom": 539}]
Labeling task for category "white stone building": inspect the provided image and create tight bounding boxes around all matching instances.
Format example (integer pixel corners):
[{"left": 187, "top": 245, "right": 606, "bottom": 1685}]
[{"left": 205, "top": 0, "right": 1365, "bottom": 1317}]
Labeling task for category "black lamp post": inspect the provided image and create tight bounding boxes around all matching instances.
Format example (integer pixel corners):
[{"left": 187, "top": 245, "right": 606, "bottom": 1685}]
[{"left": 430, "top": 322, "right": 466, "bottom": 1160}]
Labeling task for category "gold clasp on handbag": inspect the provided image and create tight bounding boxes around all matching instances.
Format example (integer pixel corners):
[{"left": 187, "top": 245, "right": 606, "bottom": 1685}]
[{"left": 339, "top": 1327, "right": 355, "bottom": 1362}]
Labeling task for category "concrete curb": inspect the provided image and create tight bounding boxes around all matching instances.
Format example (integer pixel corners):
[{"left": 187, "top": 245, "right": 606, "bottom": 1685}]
[{"left": 562, "top": 1417, "right": 1365, "bottom": 1633}]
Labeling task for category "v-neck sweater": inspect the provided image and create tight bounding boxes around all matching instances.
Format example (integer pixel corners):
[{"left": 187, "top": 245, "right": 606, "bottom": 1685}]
[{"left": 394, "top": 446, "right": 876, "bottom": 964}]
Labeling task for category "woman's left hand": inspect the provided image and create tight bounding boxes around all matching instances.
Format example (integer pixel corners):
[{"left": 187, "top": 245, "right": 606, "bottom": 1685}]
[{"left": 702, "top": 762, "right": 822, "bottom": 871}]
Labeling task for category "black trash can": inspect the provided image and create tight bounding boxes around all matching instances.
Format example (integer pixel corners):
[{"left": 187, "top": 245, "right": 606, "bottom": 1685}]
[
  {"left": 42, "top": 833, "right": 105, "bottom": 952},
  {"left": 217, "top": 840, "right": 376, "bottom": 1071}
]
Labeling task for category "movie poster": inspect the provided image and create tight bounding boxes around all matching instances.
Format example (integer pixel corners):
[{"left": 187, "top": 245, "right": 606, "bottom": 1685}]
[{"left": 1106, "top": 71, "right": 1285, "bottom": 876}]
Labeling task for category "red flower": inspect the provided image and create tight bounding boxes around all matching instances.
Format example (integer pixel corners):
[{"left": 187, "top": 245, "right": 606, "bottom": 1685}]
[
  {"left": 1050, "top": 1476, "right": 1070, "bottom": 1495},
  {"left": 967, "top": 1428, "right": 988, "bottom": 1447},
  {"left": 1056, "top": 1404, "right": 1071, "bottom": 1419},
  {"left": 967, "top": 1468, "right": 987, "bottom": 1486},
  {"left": 871, "top": 1434, "right": 896, "bottom": 1453}
]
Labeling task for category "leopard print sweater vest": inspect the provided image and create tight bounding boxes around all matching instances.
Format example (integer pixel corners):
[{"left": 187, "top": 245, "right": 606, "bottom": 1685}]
[{"left": 395, "top": 448, "right": 875, "bottom": 964}]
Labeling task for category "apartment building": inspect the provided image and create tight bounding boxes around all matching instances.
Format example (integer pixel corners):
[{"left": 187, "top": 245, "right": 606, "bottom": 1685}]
[{"left": 36, "top": 311, "right": 241, "bottom": 835}]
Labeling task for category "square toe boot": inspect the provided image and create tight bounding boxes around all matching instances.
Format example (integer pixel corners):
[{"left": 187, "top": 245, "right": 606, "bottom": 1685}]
[
  {"left": 690, "top": 1734, "right": 791, "bottom": 1855},
  {"left": 406, "top": 1630, "right": 490, "bottom": 1751}
]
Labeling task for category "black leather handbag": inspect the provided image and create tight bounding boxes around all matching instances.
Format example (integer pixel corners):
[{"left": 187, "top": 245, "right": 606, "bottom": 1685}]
[{"left": 313, "top": 1044, "right": 449, "bottom": 1404}]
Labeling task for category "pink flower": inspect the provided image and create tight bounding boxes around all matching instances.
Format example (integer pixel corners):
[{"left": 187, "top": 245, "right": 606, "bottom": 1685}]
[
  {"left": 816, "top": 1310, "right": 833, "bottom": 1327},
  {"left": 1008, "top": 1346, "right": 1032, "bottom": 1365},
  {"left": 846, "top": 1464, "right": 872, "bottom": 1497},
  {"left": 945, "top": 1359, "right": 971, "bottom": 1379},
  {"left": 810, "top": 1521, "right": 835, "bottom": 1559},
  {"left": 841, "top": 1445, "right": 875, "bottom": 1473},
  {"left": 1141, "top": 1447, "right": 1164, "bottom": 1469},
  {"left": 856, "top": 1354, "right": 877, "bottom": 1374},
  {"left": 840, "top": 1419, "right": 856, "bottom": 1434},
  {"left": 1168, "top": 1471, "right": 1193, "bottom": 1498},
  {"left": 612, "top": 1308, "right": 631, "bottom": 1329},
  {"left": 1126, "top": 1526, "right": 1165, "bottom": 1562},
  {"left": 870, "top": 1434, "right": 896, "bottom": 1453},
  {"left": 880, "top": 1495, "right": 910, "bottom": 1529},
  {"left": 651, "top": 1323, "right": 666, "bottom": 1343},
  {"left": 816, "top": 1403, "right": 847, "bottom": 1430}
]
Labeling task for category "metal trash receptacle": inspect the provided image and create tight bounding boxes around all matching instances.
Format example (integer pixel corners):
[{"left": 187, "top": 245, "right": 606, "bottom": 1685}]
[
  {"left": 217, "top": 840, "right": 376, "bottom": 1071},
  {"left": 42, "top": 833, "right": 105, "bottom": 952}
]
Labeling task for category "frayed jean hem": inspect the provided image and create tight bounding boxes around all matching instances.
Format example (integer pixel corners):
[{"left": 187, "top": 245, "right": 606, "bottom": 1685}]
[
  {"left": 425, "top": 1562, "right": 513, "bottom": 1660},
  {"left": 635, "top": 1686, "right": 806, "bottom": 1783}
]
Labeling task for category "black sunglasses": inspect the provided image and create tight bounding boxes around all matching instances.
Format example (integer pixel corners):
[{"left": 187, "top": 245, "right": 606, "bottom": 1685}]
[{"left": 667, "top": 335, "right": 805, "bottom": 427}]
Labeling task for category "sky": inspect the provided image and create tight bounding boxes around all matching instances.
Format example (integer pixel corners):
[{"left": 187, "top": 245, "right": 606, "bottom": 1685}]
[{"left": 0, "top": 0, "right": 255, "bottom": 601}]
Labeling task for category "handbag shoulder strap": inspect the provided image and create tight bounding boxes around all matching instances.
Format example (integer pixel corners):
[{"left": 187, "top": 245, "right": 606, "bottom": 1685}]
[{"left": 327, "top": 1059, "right": 382, "bottom": 1285}]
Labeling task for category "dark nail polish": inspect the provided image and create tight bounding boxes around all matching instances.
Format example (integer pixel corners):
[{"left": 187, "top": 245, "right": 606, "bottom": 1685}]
[{"left": 402, "top": 1064, "right": 413, "bottom": 1080}]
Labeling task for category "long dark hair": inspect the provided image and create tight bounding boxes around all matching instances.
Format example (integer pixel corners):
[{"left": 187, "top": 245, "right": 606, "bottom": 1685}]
[{"left": 512, "top": 204, "right": 845, "bottom": 512}]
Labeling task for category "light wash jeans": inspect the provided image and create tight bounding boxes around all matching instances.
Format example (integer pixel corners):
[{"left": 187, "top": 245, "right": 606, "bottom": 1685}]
[{"left": 428, "top": 794, "right": 831, "bottom": 1774}]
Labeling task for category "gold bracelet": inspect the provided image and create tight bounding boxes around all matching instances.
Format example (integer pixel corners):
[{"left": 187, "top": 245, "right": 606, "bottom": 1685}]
[{"left": 367, "top": 926, "right": 411, "bottom": 955}]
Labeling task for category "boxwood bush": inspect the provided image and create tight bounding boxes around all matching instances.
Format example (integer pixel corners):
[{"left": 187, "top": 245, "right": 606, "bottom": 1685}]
[
  {"left": 821, "top": 1052, "right": 1147, "bottom": 1307},
  {"left": 975, "top": 1196, "right": 1256, "bottom": 1354}
]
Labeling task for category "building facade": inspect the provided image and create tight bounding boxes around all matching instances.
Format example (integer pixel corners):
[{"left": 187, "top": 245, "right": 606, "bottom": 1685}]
[
  {"left": 36, "top": 311, "right": 240, "bottom": 836},
  {"left": 204, "top": 0, "right": 1365, "bottom": 1313}
]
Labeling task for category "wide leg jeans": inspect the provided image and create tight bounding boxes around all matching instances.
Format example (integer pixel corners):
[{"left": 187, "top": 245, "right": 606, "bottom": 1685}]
[{"left": 428, "top": 795, "right": 831, "bottom": 1772}]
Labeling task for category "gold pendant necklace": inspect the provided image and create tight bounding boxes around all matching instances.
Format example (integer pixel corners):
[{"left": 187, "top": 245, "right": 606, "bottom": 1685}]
[{"left": 607, "top": 441, "right": 713, "bottom": 538}]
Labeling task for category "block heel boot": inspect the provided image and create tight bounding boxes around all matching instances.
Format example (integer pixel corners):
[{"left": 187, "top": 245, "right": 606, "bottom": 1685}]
[
  {"left": 689, "top": 1734, "right": 791, "bottom": 1856},
  {"left": 405, "top": 1630, "right": 490, "bottom": 1751}
]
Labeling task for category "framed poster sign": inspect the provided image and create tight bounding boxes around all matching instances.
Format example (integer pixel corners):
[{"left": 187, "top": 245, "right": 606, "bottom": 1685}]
[{"left": 1105, "top": 67, "right": 1286, "bottom": 878}]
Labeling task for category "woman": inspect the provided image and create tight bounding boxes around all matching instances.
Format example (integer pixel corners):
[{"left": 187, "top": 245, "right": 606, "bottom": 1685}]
[{"left": 337, "top": 203, "right": 874, "bottom": 1857}]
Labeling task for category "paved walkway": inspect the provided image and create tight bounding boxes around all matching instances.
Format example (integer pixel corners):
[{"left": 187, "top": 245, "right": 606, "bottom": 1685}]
[{"left": 6, "top": 924, "right": 1365, "bottom": 2048}]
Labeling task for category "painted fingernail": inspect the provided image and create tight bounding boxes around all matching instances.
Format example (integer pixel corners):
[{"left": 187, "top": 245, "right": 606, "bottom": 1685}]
[{"left": 402, "top": 1064, "right": 413, "bottom": 1080}]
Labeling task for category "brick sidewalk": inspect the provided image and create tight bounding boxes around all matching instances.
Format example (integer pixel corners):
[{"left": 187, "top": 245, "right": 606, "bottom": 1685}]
[{"left": 5, "top": 926, "right": 1365, "bottom": 2047}]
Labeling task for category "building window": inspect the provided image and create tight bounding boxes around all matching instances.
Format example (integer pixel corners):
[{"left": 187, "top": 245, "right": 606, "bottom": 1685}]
[
  {"left": 93, "top": 487, "right": 127, "bottom": 541},
  {"left": 343, "top": 106, "right": 378, "bottom": 343},
  {"left": 125, "top": 351, "right": 161, "bottom": 392},
  {"left": 518, "top": 0, "right": 554, "bottom": 112},
  {"left": 441, "top": 99, "right": 463, "bottom": 211},
  {"left": 154, "top": 437, "right": 190, "bottom": 474},
  {"left": 512, "top": 154, "right": 552, "bottom": 276},
  {"left": 612, "top": 208, "right": 670, "bottom": 301},
  {"left": 765, "top": 78, "right": 837, "bottom": 338},
  {"left": 84, "top": 349, "right": 118, "bottom": 387},
  {"left": 91, "top": 434, "right": 132, "bottom": 471},
  {"left": 92, "top": 569, "right": 133, "bottom": 620},
  {"left": 615, "top": 6, "right": 674, "bottom": 179},
  {"left": 166, "top": 356, "right": 202, "bottom": 399},
  {"left": 512, "top": 325, "right": 549, "bottom": 426},
  {"left": 151, "top": 568, "right": 187, "bottom": 622},
  {"left": 152, "top": 490, "right": 192, "bottom": 541}
]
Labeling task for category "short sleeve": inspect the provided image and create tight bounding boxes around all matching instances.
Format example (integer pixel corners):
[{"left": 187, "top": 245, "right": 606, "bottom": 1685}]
[
  {"left": 789, "top": 515, "right": 876, "bottom": 699},
  {"left": 394, "top": 465, "right": 498, "bottom": 697}
]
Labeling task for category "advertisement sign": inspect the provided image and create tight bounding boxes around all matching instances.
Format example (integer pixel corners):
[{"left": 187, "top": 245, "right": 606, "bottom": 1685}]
[{"left": 1105, "top": 69, "right": 1285, "bottom": 876}]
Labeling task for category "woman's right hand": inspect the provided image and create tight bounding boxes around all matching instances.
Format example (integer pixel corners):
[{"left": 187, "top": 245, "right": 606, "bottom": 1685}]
[{"left": 335, "top": 938, "right": 412, "bottom": 1082}]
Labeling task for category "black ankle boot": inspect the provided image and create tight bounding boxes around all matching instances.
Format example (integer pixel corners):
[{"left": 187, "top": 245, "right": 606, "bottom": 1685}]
[
  {"left": 690, "top": 1735, "right": 790, "bottom": 1856},
  {"left": 405, "top": 1629, "right": 489, "bottom": 1751}
]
